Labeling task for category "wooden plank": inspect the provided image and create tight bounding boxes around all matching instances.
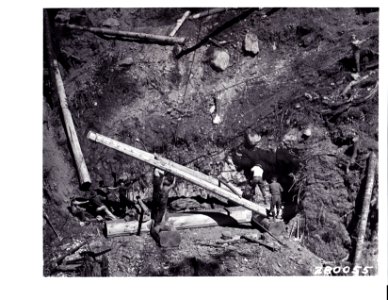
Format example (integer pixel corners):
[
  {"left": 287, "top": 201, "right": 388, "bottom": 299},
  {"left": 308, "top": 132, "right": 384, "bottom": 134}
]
[
  {"left": 87, "top": 131, "right": 266, "bottom": 214},
  {"left": 106, "top": 207, "right": 252, "bottom": 237}
]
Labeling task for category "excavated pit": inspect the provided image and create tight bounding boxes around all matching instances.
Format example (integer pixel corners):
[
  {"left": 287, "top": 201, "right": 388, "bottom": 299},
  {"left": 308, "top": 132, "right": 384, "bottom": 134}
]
[{"left": 43, "top": 8, "right": 378, "bottom": 276}]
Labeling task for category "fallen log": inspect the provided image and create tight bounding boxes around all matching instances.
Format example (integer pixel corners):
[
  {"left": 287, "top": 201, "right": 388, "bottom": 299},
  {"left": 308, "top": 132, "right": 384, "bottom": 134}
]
[
  {"left": 169, "top": 10, "right": 191, "bottom": 37},
  {"left": 44, "top": 12, "right": 91, "bottom": 190},
  {"left": 87, "top": 131, "right": 266, "bottom": 214},
  {"left": 64, "top": 23, "right": 186, "bottom": 45},
  {"left": 352, "top": 152, "right": 377, "bottom": 270},
  {"left": 53, "top": 264, "right": 83, "bottom": 272},
  {"left": 106, "top": 207, "right": 252, "bottom": 237}
]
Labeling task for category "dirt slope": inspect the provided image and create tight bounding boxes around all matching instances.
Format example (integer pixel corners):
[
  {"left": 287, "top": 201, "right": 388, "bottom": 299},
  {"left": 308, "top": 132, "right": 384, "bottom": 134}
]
[{"left": 43, "top": 8, "right": 378, "bottom": 276}]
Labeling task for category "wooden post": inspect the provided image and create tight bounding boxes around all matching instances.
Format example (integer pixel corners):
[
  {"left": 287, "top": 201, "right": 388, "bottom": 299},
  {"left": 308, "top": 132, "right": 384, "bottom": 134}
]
[
  {"left": 352, "top": 152, "right": 377, "bottom": 269},
  {"left": 87, "top": 131, "right": 265, "bottom": 214},
  {"left": 106, "top": 207, "right": 252, "bottom": 237},
  {"left": 169, "top": 10, "right": 191, "bottom": 37},
  {"left": 64, "top": 24, "right": 186, "bottom": 45},
  {"left": 44, "top": 12, "right": 91, "bottom": 190}
]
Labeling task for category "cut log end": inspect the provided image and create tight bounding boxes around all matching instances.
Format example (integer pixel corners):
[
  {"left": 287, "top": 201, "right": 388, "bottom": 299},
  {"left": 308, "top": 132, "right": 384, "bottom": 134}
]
[
  {"left": 80, "top": 181, "right": 92, "bottom": 191},
  {"left": 87, "top": 130, "right": 97, "bottom": 142}
]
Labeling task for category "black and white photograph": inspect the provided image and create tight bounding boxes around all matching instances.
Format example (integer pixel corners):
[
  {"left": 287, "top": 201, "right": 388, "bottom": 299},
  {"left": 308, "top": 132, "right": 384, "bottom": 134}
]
[{"left": 42, "top": 7, "right": 379, "bottom": 277}]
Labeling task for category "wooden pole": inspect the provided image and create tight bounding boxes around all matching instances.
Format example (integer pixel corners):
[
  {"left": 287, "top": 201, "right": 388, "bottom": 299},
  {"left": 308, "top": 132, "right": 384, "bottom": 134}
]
[
  {"left": 106, "top": 207, "right": 252, "bottom": 237},
  {"left": 44, "top": 12, "right": 92, "bottom": 190},
  {"left": 44, "top": 212, "right": 63, "bottom": 241},
  {"left": 64, "top": 24, "right": 186, "bottom": 45},
  {"left": 190, "top": 8, "right": 230, "bottom": 19},
  {"left": 176, "top": 8, "right": 256, "bottom": 59},
  {"left": 169, "top": 10, "right": 191, "bottom": 37},
  {"left": 156, "top": 155, "right": 242, "bottom": 199},
  {"left": 87, "top": 131, "right": 265, "bottom": 214},
  {"left": 352, "top": 152, "right": 377, "bottom": 269}
]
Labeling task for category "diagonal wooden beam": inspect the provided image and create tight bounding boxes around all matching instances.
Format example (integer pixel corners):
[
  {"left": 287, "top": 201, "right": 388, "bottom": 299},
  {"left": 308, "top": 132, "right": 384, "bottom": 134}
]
[{"left": 87, "top": 130, "right": 266, "bottom": 214}]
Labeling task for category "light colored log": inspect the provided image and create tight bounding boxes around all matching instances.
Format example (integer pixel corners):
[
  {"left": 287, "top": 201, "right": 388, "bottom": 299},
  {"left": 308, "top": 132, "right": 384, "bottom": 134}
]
[
  {"left": 190, "top": 8, "right": 229, "bottom": 19},
  {"left": 44, "top": 12, "right": 91, "bottom": 190},
  {"left": 217, "top": 177, "right": 243, "bottom": 197},
  {"left": 87, "top": 131, "right": 265, "bottom": 214},
  {"left": 156, "top": 155, "right": 243, "bottom": 199},
  {"left": 64, "top": 23, "right": 186, "bottom": 45},
  {"left": 352, "top": 152, "right": 377, "bottom": 269},
  {"left": 169, "top": 10, "right": 191, "bottom": 37},
  {"left": 106, "top": 207, "right": 252, "bottom": 237}
]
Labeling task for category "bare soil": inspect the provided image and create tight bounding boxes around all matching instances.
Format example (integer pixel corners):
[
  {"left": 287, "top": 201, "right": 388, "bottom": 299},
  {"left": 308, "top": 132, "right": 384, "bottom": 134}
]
[{"left": 43, "top": 8, "right": 378, "bottom": 276}]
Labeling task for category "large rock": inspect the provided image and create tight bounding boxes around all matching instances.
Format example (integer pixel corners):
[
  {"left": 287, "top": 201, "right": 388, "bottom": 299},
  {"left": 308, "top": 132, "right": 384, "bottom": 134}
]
[
  {"left": 210, "top": 49, "right": 230, "bottom": 71},
  {"left": 243, "top": 33, "right": 259, "bottom": 55},
  {"left": 102, "top": 17, "right": 120, "bottom": 28}
]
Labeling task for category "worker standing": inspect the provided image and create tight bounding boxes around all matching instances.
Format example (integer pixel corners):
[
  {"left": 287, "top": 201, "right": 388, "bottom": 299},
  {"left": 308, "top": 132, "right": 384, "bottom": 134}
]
[
  {"left": 351, "top": 34, "right": 365, "bottom": 74},
  {"left": 150, "top": 168, "right": 176, "bottom": 239},
  {"left": 233, "top": 129, "right": 271, "bottom": 204},
  {"left": 269, "top": 177, "right": 283, "bottom": 219}
]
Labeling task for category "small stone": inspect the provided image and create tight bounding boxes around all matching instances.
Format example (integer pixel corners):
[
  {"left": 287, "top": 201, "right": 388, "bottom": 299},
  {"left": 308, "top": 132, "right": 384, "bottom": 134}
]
[
  {"left": 102, "top": 17, "right": 120, "bottom": 28},
  {"left": 301, "top": 33, "right": 315, "bottom": 47},
  {"left": 304, "top": 92, "right": 313, "bottom": 100},
  {"left": 210, "top": 49, "right": 230, "bottom": 71},
  {"left": 295, "top": 103, "right": 302, "bottom": 109},
  {"left": 221, "top": 231, "right": 233, "bottom": 240},
  {"left": 244, "top": 233, "right": 259, "bottom": 240},
  {"left": 303, "top": 128, "right": 312, "bottom": 137},
  {"left": 212, "top": 114, "right": 222, "bottom": 124},
  {"left": 243, "top": 33, "right": 260, "bottom": 55},
  {"left": 117, "top": 57, "right": 134, "bottom": 67},
  {"left": 350, "top": 73, "right": 361, "bottom": 80}
]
